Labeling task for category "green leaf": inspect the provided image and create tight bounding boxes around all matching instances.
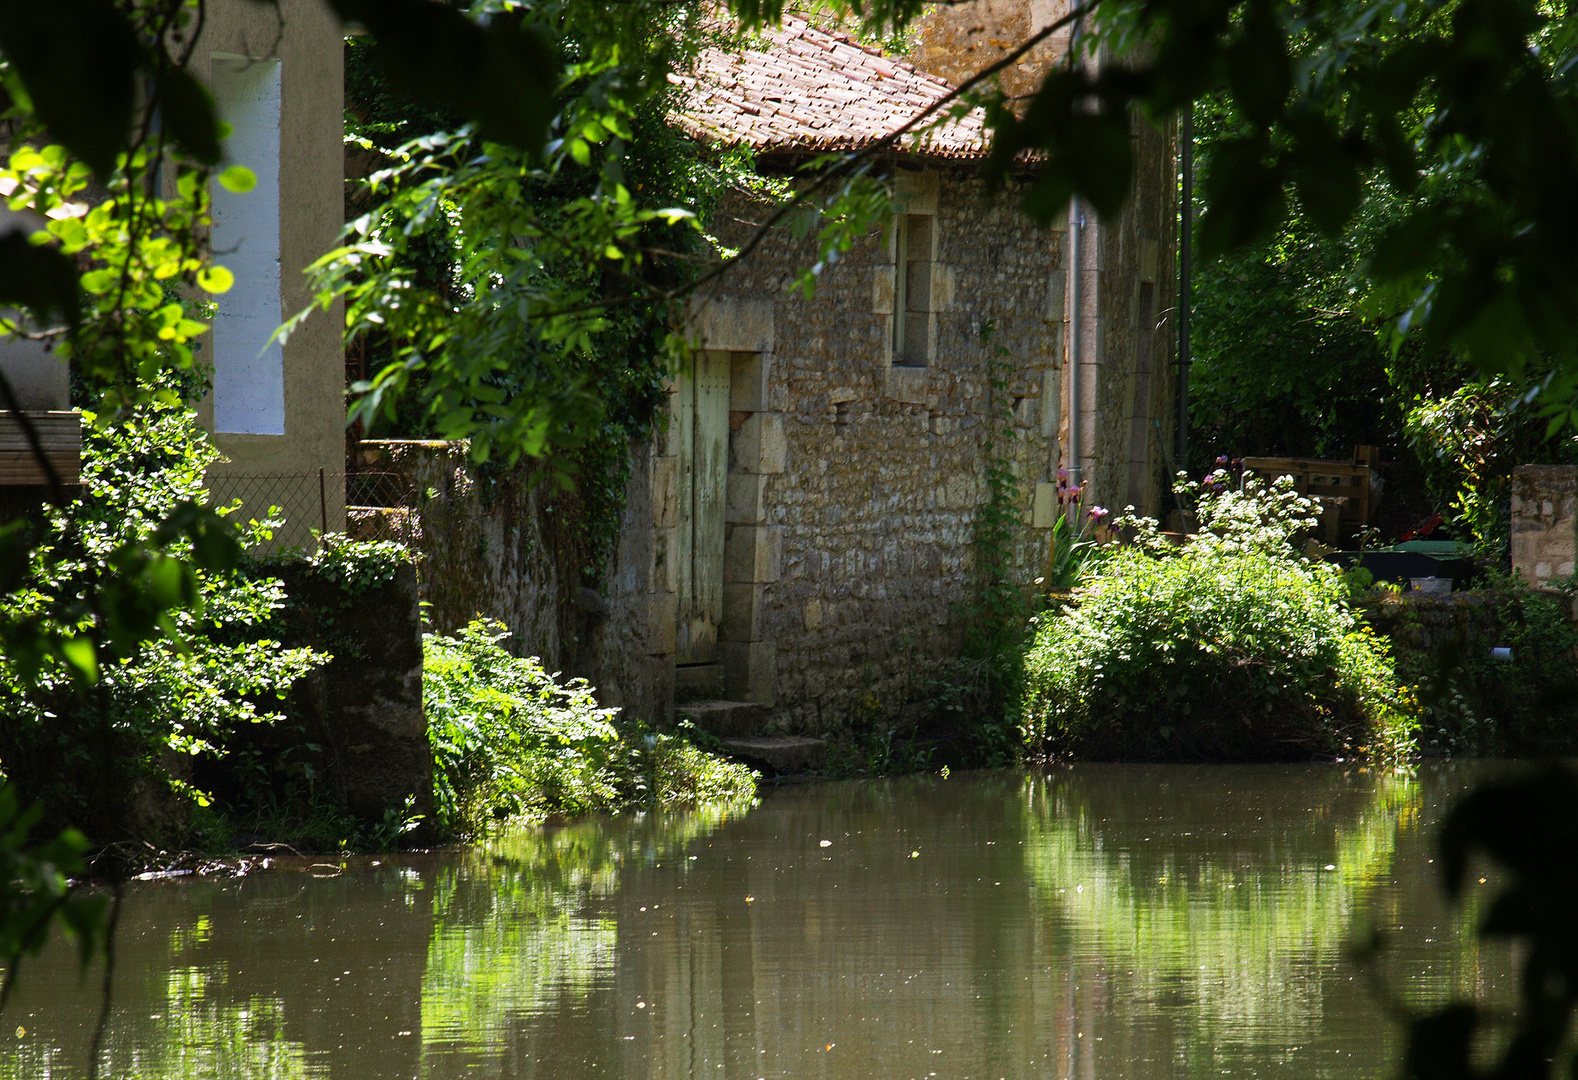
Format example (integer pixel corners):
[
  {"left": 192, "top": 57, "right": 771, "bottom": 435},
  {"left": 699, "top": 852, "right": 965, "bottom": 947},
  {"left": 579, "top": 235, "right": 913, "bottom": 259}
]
[
  {"left": 1224, "top": 6, "right": 1292, "bottom": 125},
  {"left": 0, "top": 521, "right": 32, "bottom": 596},
  {"left": 59, "top": 635, "right": 99, "bottom": 683},
  {"left": 157, "top": 66, "right": 222, "bottom": 166},
  {"left": 0, "top": 2, "right": 140, "bottom": 173},
  {"left": 326, "top": 0, "right": 560, "bottom": 157},
  {"left": 196, "top": 265, "right": 235, "bottom": 295},
  {"left": 0, "top": 0, "right": 141, "bottom": 176},
  {"left": 1199, "top": 138, "right": 1286, "bottom": 257},
  {"left": 218, "top": 165, "right": 257, "bottom": 194}
]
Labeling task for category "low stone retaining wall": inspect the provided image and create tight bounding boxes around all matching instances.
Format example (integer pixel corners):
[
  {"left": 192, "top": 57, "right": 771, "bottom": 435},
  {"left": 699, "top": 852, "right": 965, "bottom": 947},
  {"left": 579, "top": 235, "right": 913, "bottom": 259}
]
[
  {"left": 1355, "top": 587, "right": 1576, "bottom": 666},
  {"left": 264, "top": 560, "right": 433, "bottom": 830},
  {"left": 351, "top": 439, "right": 672, "bottom": 725},
  {"left": 1356, "top": 590, "right": 1518, "bottom": 655}
]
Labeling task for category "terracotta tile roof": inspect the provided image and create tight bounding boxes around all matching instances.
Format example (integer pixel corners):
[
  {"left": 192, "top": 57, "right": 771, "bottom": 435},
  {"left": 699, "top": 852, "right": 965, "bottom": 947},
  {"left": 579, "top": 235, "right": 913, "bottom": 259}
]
[{"left": 671, "top": 16, "right": 988, "bottom": 160}]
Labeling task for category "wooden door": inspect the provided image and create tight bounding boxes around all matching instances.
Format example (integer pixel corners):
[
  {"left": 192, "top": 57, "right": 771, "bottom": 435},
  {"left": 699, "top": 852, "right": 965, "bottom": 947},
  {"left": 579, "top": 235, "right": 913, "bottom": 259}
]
[{"left": 675, "top": 350, "right": 729, "bottom": 665}]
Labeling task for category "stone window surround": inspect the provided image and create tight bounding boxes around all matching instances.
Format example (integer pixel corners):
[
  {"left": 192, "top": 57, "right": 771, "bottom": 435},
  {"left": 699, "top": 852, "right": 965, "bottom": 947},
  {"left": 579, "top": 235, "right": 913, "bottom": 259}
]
[{"left": 873, "top": 170, "right": 956, "bottom": 401}]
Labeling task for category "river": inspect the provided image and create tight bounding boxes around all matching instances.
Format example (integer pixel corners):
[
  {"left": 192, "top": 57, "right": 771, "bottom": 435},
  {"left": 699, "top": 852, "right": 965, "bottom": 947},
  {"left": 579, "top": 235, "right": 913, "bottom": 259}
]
[{"left": 1, "top": 763, "right": 1519, "bottom": 1080}]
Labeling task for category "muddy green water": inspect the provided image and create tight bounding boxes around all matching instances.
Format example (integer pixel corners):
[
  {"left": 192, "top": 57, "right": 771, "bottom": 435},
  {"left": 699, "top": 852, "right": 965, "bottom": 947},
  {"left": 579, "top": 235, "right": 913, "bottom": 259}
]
[{"left": 1, "top": 764, "right": 1518, "bottom": 1080}]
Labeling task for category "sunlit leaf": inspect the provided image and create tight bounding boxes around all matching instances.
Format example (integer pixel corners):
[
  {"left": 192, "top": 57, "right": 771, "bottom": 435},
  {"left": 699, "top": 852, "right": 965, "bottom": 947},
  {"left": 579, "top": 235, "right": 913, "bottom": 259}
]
[{"left": 218, "top": 165, "right": 257, "bottom": 194}]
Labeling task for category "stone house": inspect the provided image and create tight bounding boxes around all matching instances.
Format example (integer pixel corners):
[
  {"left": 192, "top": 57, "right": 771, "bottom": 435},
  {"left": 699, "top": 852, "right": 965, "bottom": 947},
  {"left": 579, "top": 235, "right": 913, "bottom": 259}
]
[
  {"left": 370, "top": 12, "right": 1178, "bottom": 745},
  {"left": 653, "top": 15, "right": 1178, "bottom": 732}
]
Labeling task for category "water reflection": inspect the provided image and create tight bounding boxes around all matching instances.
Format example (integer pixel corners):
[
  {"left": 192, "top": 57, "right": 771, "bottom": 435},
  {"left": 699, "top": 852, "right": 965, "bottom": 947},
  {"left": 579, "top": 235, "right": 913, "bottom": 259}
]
[{"left": 0, "top": 765, "right": 1514, "bottom": 1080}]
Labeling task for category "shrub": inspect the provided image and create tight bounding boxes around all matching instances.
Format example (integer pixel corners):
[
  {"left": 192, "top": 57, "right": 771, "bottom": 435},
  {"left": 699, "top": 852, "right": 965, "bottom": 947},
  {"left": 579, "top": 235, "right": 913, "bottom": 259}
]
[
  {"left": 1018, "top": 474, "right": 1415, "bottom": 762},
  {"left": 0, "top": 403, "right": 324, "bottom": 841},
  {"left": 424, "top": 619, "right": 756, "bottom": 835},
  {"left": 1403, "top": 380, "right": 1578, "bottom": 559}
]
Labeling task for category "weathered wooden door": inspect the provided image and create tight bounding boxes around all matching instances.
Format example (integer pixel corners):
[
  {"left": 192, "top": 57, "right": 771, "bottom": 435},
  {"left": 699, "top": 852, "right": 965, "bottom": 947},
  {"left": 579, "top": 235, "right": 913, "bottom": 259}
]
[{"left": 674, "top": 350, "right": 729, "bottom": 665}]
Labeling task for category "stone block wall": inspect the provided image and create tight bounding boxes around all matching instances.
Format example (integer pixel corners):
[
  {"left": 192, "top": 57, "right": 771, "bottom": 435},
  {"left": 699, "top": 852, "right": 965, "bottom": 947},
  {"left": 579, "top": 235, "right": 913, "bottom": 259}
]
[
  {"left": 266, "top": 560, "right": 432, "bottom": 827},
  {"left": 1512, "top": 465, "right": 1578, "bottom": 585},
  {"left": 354, "top": 440, "right": 576, "bottom": 660},
  {"left": 1355, "top": 590, "right": 1522, "bottom": 658},
  {"left": 1090, "top": 114, "right": 1179, "bottom": 517},
  {"left": 689, "top": 168, "right": 1077, "bottom": 732},
  {"left": 351, "top": 439, "right": 673, "bottom": 724}
]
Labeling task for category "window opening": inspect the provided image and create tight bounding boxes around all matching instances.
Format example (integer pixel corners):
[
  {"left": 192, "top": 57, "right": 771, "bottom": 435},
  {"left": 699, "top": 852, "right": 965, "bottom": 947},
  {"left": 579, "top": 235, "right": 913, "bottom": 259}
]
[{"left": 891, "top": 214, "right": 933, "bottom": 366}]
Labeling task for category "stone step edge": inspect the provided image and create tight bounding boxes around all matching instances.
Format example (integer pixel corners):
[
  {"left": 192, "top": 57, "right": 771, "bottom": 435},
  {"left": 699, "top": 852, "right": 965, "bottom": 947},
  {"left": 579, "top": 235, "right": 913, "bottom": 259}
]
[{"left": 717, "top": 736, "right": 828, "bottom": 776}]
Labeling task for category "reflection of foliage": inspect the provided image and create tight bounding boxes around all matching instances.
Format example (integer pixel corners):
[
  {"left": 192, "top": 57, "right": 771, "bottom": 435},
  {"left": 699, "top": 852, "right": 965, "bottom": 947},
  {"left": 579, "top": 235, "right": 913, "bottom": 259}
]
[
  {"left": 1023, "top": 769, "right": 1417, "bottom": 1046},
  {"left": 421, "top": 803, "right": 748, "bottom": 1063},
  {"left": 0, "top": 787, "right": 107, "bottom": 1007}
]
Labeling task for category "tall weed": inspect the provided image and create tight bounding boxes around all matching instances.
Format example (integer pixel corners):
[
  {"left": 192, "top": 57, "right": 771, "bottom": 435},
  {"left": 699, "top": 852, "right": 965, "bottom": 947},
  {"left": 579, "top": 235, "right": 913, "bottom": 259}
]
[{"left": 425, "top": 619, "right": 756, "bottom": 835}]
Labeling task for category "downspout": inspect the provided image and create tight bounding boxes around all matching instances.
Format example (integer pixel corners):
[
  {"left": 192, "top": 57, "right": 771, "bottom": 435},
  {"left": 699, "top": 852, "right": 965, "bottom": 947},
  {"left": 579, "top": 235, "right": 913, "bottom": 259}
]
[
  {"left": 1176, "top": 107, "right": 1193, "bottom": 468},
  {"left": 1068, "top": 196, "right": 1084, "bottom": 486}
]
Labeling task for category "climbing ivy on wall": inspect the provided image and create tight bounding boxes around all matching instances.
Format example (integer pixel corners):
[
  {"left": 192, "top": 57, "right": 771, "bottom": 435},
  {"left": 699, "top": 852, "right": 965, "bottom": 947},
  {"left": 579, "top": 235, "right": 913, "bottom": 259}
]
[{"left": 970, "top": 322, "right": 1027, "bottom": 652}]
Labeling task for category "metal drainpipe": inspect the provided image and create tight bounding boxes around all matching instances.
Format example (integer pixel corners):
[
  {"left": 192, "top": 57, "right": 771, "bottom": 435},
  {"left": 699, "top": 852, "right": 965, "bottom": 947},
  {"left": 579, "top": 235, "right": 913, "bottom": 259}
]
[
  {"left": 1068, "top": 196, "right": 1084, "bottom": 487},
  {"left": 1176, "top": 107, "right": 1193, "bottom": 469}
]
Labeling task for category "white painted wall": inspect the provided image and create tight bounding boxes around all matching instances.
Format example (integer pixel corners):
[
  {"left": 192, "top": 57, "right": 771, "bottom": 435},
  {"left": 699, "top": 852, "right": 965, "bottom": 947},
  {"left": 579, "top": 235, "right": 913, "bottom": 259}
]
[{"left": 210, "top": 55, "right": 284, "bottom": 435}]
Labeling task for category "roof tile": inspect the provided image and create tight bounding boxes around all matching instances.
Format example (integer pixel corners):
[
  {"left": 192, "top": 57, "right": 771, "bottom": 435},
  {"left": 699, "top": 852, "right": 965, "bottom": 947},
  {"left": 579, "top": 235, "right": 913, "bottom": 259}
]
[{"left": 675, "top": 16, "right": 987, "bottom": 160}]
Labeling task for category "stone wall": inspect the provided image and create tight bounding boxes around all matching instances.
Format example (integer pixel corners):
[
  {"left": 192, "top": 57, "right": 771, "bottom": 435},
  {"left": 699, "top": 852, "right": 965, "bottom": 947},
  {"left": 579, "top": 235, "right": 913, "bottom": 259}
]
[
  {"left": 1091, "top": 114, "right": 1179, "bottom": 517},
  {"left": 1355, "top": 590, "right": 1523, "bottom": 659},
  {"left": 1512, "top": 464, "right": 1578, "bottom": 585},
  {"left": 266, "top": 560, "right": 432, "bottom": 827},
  {"left": 678, "top": 163, "right": 1174, "bottom": 733},
  {"left": 351, "top": 439, "right": 673, "bottom": 724}
]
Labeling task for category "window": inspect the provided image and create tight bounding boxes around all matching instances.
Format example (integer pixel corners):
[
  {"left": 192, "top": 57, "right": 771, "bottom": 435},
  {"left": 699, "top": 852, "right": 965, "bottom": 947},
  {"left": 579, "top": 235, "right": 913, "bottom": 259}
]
[
  {"left": 211, "top": 55, "right": 285, "bottom": 435},
  {"left": 891, "top": 213, "right": 934, "bottom": 367}
]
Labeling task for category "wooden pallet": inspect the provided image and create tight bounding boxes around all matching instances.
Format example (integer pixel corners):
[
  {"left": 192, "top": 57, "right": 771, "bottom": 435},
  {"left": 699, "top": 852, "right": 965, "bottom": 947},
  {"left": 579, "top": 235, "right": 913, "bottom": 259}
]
[
  {"left": 1241, "top": 455, "right": 1372, "bottom": 525},
  {"left": 0, "top": 411, "right": 81, "bottom": 486}
]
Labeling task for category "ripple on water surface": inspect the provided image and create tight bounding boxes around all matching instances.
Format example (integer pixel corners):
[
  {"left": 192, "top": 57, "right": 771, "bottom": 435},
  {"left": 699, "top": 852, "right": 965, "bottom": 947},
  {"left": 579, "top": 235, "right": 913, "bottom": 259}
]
[{"left": 0, "top": 763, "right": 1517, "bottom": 1080}]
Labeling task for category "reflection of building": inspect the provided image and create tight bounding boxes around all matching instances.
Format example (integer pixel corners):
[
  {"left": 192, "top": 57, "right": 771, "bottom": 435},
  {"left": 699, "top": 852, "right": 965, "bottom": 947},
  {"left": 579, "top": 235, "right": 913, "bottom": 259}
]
[
  {"left": 598, "top": 781, "right": 1077, "bottom": 1080},
  {"left": 195, "top": 0, "right": 345, "bottom": 546}
]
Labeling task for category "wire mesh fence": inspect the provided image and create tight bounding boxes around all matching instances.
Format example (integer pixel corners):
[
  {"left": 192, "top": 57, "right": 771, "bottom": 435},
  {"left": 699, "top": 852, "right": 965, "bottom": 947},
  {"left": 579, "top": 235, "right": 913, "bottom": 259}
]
[{"left": 207, "top": 468, "right": 418, "bottom": 551}]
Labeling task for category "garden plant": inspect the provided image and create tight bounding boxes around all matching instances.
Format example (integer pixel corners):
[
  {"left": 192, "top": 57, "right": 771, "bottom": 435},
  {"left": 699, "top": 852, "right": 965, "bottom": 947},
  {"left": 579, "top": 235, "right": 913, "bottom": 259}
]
[{"left": 1019, "top": 473, "right": 1416, "bottom": 761}]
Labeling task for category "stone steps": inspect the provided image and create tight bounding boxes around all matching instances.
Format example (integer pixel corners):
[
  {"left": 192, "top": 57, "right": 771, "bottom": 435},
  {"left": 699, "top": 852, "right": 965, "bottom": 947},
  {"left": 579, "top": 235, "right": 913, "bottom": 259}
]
[
  {"left": 674, "top": 663, "right": 725, "bottom": 702},
  {"left": 676, "top": 698, "right": 826, "bottom": 776},
  {"left": 718, "top": 736, "right": 827, "bottom": 776},
  {"left": 676, "top": 699, "right": 765, "bottom": 738}
]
